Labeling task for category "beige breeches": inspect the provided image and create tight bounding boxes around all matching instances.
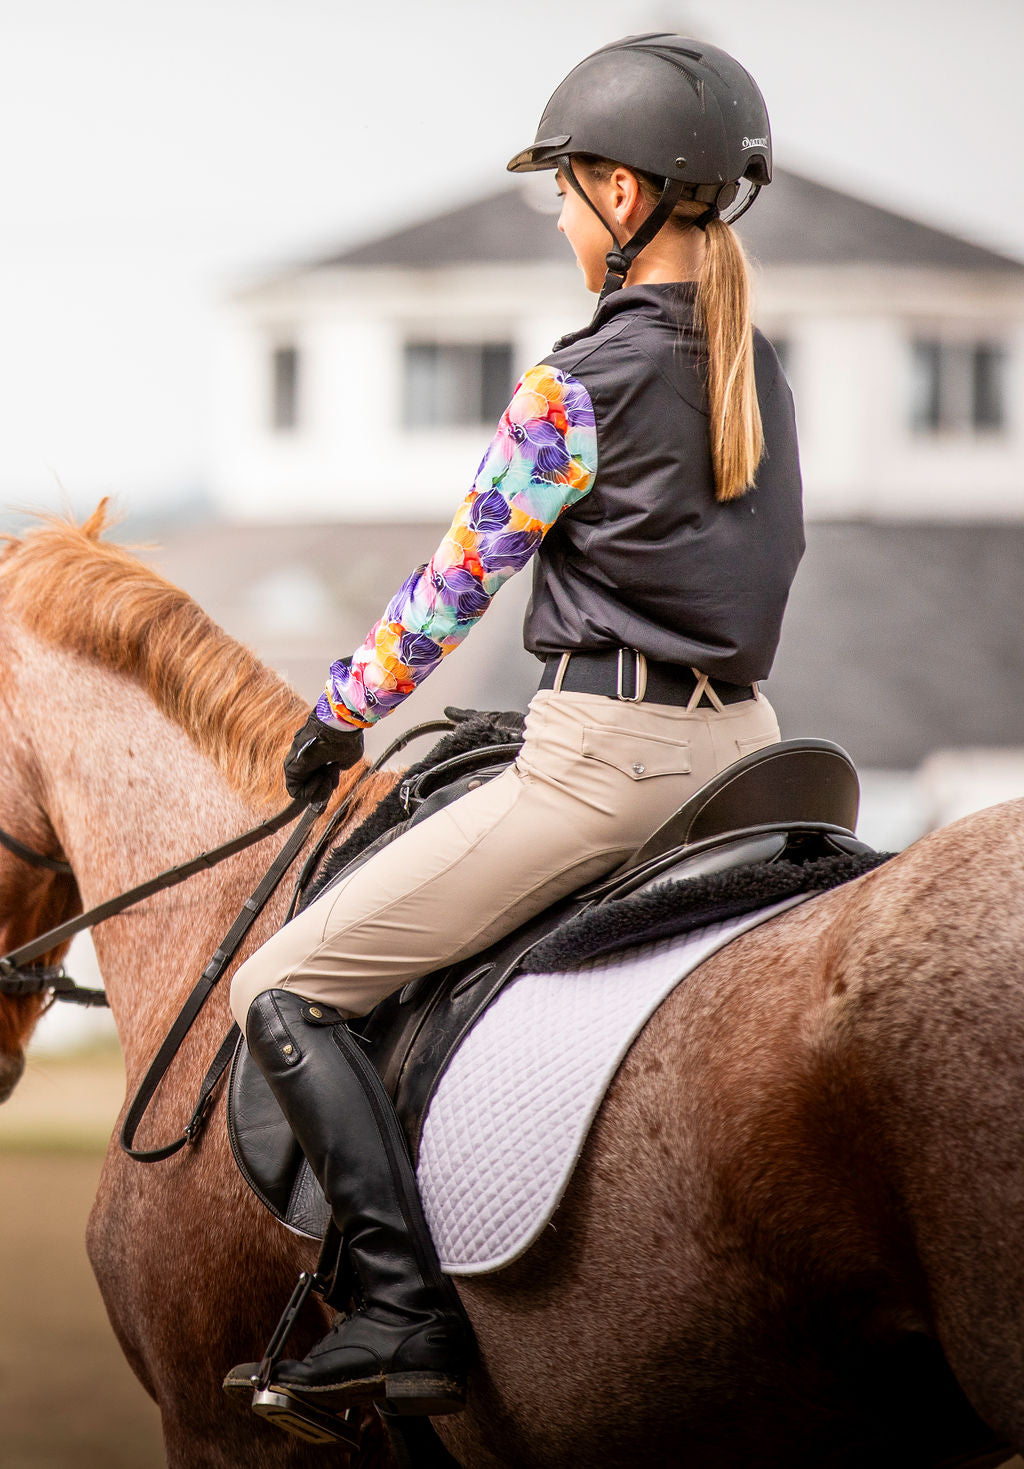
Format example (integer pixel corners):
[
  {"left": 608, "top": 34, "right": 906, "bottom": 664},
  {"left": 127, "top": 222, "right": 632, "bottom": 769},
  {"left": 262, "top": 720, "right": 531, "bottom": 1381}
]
[{"left": 229, "top": 686, "right": 780, "bottom": 1035}]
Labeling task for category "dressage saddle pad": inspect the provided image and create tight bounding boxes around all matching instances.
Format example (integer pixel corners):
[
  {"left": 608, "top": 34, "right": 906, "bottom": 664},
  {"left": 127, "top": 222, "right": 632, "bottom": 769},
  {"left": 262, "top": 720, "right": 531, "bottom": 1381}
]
[{"left": 417, "top": 901, "right": 805, "bottom": 1273}]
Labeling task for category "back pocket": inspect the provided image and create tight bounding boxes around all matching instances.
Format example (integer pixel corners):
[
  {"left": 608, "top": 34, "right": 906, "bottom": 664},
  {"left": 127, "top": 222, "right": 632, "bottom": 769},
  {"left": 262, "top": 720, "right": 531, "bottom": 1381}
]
[
  {"left": 735, "top": 733, "right": 779, "bottom": 759},
  {"left": 581, "top": 727, "right": 691, "bottom": 780}
]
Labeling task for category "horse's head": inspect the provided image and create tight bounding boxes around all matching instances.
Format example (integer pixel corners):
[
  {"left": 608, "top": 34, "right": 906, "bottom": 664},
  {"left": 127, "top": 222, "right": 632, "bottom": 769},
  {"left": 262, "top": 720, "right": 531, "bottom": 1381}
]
[
  {"left": 0, "top": 868, "right": 81, "bottom": 1102},
  {"left": 0, "top": 634, "right": 81, "bottom": 1101}
]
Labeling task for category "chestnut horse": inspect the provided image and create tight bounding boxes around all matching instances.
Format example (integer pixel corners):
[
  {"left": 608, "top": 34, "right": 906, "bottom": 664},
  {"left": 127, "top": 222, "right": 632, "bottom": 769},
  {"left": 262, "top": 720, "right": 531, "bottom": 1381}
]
[{"left": 0, "top": 508, "right": 1022, "bottom": 1469}]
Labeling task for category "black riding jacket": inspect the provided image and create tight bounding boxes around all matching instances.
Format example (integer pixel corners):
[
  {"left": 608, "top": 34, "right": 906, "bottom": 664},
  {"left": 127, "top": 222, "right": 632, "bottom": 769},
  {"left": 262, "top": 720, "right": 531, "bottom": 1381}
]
[{"left": 524, "top": 281, "right": 805, "bottom": 686}]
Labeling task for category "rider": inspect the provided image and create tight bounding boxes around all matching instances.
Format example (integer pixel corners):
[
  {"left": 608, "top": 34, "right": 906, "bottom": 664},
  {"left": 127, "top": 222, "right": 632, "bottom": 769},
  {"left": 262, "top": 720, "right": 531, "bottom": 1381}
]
[{"left": 225, "top": 32, "right": 804, "bottom": 1431}]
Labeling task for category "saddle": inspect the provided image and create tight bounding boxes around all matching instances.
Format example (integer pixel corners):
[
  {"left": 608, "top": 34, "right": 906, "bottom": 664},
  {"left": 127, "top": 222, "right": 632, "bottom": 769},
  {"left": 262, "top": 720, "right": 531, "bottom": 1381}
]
[{"left": 228, "top": 729, "right": 880, "bottom": 1241}]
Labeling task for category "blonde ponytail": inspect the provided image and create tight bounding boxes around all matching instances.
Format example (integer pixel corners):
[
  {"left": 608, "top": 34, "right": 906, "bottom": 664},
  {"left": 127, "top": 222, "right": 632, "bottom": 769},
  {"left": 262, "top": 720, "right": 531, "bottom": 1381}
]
[
  {"left": 573, "top": 158, "right": 765, "bottom": 500},
  {"left": 694, "top": 218, "right": 763, "bottom": 501}
]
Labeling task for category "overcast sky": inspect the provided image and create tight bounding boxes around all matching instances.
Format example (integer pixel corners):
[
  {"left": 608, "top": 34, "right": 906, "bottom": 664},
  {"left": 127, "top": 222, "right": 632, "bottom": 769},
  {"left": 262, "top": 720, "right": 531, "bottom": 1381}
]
[{"left": 1, "top": 0, "right": 1021, "bottom": 517}]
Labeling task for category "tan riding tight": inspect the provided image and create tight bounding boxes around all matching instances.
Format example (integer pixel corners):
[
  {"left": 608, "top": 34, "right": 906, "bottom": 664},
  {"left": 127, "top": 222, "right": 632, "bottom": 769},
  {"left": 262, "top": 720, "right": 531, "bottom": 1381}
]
[{"left": 229, "top": 684, "right": 780, "bottom": 1034}]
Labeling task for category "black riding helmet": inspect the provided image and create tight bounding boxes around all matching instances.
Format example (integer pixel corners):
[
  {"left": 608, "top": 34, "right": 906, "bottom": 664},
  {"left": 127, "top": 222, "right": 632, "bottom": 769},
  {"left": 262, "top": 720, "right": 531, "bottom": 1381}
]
[{"left": 508, "top": 34, "right": 772, "bottom": 301}]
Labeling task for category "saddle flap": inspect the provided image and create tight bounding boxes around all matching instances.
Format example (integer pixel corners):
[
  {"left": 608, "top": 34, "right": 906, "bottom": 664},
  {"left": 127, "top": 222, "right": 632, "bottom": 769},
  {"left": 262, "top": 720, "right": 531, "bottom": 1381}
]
[{"left": 227, "top": 1035, "right": 329, "bottom": 1239}]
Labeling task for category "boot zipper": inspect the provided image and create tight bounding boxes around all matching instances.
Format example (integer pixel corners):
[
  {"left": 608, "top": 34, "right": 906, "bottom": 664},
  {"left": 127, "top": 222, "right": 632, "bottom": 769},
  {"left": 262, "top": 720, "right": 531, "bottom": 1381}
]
[{"left": 334, "top": 1029, "right": 451, "bottom": 1295}]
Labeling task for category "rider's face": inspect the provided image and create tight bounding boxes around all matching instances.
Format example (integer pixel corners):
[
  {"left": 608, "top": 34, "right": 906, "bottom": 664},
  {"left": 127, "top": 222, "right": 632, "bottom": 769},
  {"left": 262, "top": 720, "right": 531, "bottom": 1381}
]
[{"left": 556, "top": 167, "right": 619, "bottom": 294}]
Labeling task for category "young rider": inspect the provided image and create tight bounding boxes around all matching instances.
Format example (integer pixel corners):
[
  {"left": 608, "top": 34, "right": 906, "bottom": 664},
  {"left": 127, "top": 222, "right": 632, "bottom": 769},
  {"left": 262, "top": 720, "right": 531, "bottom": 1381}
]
[{"left": 226, "top": 33, "right": 805, "bottom": 1434}]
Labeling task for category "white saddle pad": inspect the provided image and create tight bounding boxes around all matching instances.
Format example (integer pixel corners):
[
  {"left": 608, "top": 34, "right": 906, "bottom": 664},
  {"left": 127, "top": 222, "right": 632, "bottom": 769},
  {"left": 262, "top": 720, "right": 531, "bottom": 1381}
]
[{"left": 416, "top": 899, "right": 802, "bottom": 1275}]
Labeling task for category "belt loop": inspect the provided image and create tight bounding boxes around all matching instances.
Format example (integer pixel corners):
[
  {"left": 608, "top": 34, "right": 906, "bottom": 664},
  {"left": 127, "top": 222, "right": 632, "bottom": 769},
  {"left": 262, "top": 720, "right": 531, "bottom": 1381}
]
[
  {"left": 685, "top": 667, "right": 710, "bottom": 713},
  {"left": 703, "top": 681, "right": 727, "bottom": 713},
  {"left": 687, "top": 667, "right": 727, "bottom": 713},
  {"left": 616, "top": 648, "right": 646, "bottom": 703},
  {"left": 551, "top": 652, "right": 571, "bottom": 694}
]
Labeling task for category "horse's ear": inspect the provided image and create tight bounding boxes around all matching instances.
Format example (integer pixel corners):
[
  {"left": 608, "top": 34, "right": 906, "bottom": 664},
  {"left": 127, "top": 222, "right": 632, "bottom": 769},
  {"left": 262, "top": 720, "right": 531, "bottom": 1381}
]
[
  {"left": 81, "top": 498, "right": 114, "bottom": 541},
  {"left": 80, "top": 497, "right": 129, "bottom": 541}
]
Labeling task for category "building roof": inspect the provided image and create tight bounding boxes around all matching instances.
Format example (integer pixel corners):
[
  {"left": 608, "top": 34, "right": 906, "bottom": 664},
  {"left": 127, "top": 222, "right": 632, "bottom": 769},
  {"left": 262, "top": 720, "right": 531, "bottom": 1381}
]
[
  {"left": 153, "top": 519, "right": 1024, "bottom": 773},
  {"left": 764, "top": 520, "right": 1024, "bottom": 766},
  {"left": 322, "top": 169, "right": 1024, "bottom": 274}
]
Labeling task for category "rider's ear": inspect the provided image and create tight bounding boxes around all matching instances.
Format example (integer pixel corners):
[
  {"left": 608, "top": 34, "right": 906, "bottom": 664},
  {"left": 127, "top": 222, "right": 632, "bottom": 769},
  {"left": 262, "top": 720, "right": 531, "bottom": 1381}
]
[{"left": 610, "top": 167, "right": 641, "bottom": 225}]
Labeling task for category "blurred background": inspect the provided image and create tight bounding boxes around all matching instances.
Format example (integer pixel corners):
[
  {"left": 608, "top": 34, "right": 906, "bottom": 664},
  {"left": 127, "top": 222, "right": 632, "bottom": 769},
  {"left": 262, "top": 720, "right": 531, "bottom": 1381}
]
[{"left": 1, "top": 1, "right": 1022, "bottom": 1463}]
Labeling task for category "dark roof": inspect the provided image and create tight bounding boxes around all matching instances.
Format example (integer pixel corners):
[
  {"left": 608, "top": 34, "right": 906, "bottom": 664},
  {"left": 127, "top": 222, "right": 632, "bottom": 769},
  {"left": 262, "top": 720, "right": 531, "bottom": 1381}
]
[
  {"left": 763, "top": 521, "right": 1024, "bottom": 766},
  {"left": 326, "top": 187, "right": 568, "bottom": 268},
  {"left": 153, "top": 519, "right": 1024, "bottom": 772},
  {"left": 321, "top": 169, "right": 1024, "bottom": 274}
]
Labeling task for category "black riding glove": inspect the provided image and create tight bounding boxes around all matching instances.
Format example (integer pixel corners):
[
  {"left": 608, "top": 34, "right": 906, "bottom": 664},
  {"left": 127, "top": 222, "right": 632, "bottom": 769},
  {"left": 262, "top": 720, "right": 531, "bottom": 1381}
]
[{"left": 283, "top": 709, "right": 364, "bottom": 804}]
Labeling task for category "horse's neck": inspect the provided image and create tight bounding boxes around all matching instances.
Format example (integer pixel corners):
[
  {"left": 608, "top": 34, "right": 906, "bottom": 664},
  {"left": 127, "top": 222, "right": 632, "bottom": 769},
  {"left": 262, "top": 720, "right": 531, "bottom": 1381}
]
[{"left": 22, "top": 639, "right": 279, "bottom": 1066}]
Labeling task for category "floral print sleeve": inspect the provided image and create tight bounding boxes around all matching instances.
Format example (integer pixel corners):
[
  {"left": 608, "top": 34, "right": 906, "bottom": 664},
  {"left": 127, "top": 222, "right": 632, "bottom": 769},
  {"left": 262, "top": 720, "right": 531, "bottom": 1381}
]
[{"left": 316, "top": 365, "right": 597, "bottom": 728}]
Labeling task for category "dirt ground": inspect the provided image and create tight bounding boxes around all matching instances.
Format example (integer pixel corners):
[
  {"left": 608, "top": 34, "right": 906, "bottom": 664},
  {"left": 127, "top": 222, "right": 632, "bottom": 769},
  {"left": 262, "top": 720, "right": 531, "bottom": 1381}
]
[
  {"left": 2, "top": 1050, "right": 1022, "bottom": 1469},
  {"left": 0, "top": 1152, "right": 165, "bottom": 1468},
  {"left": 0, "top": 1049, "right": 165, "bottom": 1468}
]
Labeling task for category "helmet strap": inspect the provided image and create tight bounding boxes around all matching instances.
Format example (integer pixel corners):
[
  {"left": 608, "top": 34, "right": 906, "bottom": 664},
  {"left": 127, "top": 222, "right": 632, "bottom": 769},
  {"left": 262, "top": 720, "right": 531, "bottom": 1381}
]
[{"left": 558, "top": 157, "right": 685, "bottom": 303}]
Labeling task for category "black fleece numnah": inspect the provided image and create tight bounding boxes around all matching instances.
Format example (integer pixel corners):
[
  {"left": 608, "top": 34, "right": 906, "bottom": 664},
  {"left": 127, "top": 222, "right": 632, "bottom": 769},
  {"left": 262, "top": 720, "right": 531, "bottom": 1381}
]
[
  {"left": 303, "top": 711, "right": 525, "bottom": 907},
  {"left": 525, "top": 852, "right": 893, "bottom": 972}
]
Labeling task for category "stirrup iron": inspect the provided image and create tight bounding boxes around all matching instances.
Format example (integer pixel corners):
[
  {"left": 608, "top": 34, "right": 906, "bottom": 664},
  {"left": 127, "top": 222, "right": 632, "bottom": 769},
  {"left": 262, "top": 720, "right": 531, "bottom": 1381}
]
[
  {"left": 245, "top": 1266, "right": 360, "bottom": 1447},
  {"left": 250, "top": 1386, "right": 361, "bottom": 1447}
]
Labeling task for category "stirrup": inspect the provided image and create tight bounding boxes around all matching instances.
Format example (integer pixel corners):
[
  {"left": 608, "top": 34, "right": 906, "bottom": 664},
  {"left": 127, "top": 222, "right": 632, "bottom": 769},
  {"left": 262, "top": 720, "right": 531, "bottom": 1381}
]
[{"left": 250, "top": 1386, "right": 361, "bottom": 1447}]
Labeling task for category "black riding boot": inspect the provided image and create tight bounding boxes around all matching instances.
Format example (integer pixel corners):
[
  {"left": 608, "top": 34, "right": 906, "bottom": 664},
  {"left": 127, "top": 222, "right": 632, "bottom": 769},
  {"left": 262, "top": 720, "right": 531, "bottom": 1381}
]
[{"left": 224, "top": 989, "right": 471, "bottom": 1420}]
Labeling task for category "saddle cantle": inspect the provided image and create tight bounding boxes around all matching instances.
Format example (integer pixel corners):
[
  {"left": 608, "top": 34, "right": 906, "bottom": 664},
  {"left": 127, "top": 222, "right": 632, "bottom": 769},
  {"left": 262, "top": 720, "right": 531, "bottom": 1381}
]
[{"left": 227, "top": 736, "right": 878, "bottom": 1242}]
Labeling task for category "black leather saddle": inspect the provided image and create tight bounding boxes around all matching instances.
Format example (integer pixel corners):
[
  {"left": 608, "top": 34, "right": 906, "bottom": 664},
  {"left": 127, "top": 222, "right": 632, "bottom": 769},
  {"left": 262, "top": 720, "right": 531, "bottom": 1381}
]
[{"left": 227, "top": 737, "right": 873, "bottom": 1241}]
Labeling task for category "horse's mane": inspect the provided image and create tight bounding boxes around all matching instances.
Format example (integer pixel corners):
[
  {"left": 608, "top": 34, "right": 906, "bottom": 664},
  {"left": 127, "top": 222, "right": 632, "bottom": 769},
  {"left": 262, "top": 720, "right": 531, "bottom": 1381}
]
[{"left": 0, "top": 501, "right": 308, "bottom": 808}]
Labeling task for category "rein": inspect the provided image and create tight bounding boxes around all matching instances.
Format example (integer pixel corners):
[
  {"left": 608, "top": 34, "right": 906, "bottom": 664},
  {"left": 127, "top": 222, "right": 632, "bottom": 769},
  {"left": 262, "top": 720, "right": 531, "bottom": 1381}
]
[
  {"left": 0, "top": 798, "right": 311, "bottom": 1006},
  {"left": 0, "top": 717, "right": 455, "bottom": 1163},
  {"left": 0, "top": 824, "right": 73, "bottom": 876},
  {"left": 118, "top": 719, "right": 454, "bottom": 1163}
]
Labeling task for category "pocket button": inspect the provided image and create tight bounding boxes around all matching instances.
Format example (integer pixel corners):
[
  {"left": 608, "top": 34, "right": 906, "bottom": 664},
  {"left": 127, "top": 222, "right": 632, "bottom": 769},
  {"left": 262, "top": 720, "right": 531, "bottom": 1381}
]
[{"left": 632, "top": 762, "right": 646, "bottom": 775}]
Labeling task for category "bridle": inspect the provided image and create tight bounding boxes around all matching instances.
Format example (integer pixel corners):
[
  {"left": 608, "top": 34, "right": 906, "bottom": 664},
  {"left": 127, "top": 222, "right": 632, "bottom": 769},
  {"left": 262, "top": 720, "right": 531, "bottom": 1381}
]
[
  {"left": 0, "top": 824, "right": 73, "bottom": 877},
  {"left": 0, "top": 820, "right": 103, "bottom": 1004},
  {"left": 0, "top": 802, "right": 316, "bottom": 1009}
]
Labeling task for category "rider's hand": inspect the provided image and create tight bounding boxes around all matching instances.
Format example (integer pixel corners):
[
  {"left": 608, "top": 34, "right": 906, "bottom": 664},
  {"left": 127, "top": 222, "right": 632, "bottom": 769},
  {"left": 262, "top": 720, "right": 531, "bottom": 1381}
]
[{"left": 283, "top": 709, "right": 364, "bottom": 804}]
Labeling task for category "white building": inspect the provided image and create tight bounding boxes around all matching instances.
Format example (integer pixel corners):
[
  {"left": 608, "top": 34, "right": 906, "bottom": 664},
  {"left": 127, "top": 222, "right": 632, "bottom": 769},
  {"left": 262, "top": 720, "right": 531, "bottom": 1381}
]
[
  {"left": 212, "top": 169, "right": 1024, "bottom": 523},
  {"left": 194, "top": 174, "right": 1024, "bottom": 848}
]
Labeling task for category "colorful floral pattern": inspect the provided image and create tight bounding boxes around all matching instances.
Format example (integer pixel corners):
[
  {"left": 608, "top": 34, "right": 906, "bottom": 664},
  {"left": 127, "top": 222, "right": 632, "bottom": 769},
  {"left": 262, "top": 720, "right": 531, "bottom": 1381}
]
[{"left": 317, "top": 366, "right": 598, "bottom": 728}]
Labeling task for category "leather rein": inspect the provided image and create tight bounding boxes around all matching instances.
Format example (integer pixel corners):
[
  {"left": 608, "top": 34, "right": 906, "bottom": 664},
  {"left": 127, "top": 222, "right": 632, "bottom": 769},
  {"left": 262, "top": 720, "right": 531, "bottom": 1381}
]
[
  {"left": 0, "top": 718, "right": 454, "bottom": 1161},
  {"left": 0, "top": 801, "right": 312, "bottom": 1007}
]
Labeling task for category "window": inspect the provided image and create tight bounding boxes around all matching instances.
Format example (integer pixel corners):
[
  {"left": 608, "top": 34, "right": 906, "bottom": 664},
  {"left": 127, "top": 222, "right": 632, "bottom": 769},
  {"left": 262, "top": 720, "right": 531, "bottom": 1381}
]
[
  {"left": 973, "top": 344, "right": 1005, "bottom": 430},
  {"left": 271, "top": 344, "right": 300, "bottom": 432},
  {"left": 909, "top": 339, "right": 1007, "bottom": 434},
  {"left": 403, "top": 342, "right": 515, "bottom": 429}
]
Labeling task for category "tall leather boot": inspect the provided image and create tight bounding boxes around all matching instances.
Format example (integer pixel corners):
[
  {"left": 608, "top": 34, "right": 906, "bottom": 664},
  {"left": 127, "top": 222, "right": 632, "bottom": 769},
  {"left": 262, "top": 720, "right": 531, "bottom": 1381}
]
[{"left": 224, "top": 989, "right": 471, "bottom": 1420}]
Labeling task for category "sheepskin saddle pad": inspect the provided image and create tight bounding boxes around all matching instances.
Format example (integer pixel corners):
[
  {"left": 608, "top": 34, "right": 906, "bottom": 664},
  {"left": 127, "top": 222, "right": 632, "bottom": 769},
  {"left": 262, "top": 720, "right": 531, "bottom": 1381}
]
[{"left": 227, "top": 713, "right": 889, "bottom": 1272}]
